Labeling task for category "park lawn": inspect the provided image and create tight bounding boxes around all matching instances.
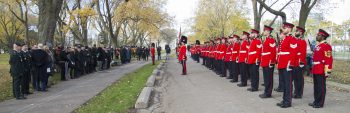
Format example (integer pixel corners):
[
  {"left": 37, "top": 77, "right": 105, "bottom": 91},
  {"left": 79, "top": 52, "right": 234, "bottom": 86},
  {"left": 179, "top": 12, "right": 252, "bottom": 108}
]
[
  {"left": 0, "top": 54, "right": 62, "bottom": 102},
  {"left": 74, "top": 61, "right": 161, "bottom": 113},
  {"left": 328, "top": 60, "right": 350, "bottom": 84}
]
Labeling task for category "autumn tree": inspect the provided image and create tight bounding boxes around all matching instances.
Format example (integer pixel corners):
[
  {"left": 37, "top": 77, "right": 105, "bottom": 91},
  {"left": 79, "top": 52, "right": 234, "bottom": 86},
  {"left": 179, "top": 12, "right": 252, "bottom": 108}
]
[{"left": 193, "top": 0, "right": 250, "bottom": 41}]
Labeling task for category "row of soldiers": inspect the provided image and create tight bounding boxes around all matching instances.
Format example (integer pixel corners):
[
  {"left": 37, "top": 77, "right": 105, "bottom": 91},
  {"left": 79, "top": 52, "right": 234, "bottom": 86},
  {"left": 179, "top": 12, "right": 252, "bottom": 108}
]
[{"left": 190, "top": 22, "right": 333, "bottom": 108}]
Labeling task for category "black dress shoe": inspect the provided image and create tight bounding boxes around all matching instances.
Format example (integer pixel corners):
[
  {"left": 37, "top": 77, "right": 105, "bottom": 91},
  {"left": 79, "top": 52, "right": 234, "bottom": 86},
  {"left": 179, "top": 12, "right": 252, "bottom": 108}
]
[
  {"left": 280, "top": 104, "right": 291, "bottom": 108},
  {"left": 276, "top": 102, "right": 283, "bottom": 106},
  {"left": 293, "top": 95, "right": 302, "bottom": 99},
  {"left": 308, "top": 103, "right": 314, "bottom": 106},
  {"left": 313, "top": 105, "right": 323, "bottom": 108},
  {"left": 274, "top": 88, "right": 283, "bottom": 92},
  {"left": 16, "top": 96, "right": 27, "bottom": 100},
  {"left": 247, "top": 88, "right": 258, "bottom": 92},
  {"left": 261, "top": 83, "right": 265, "bottom": 86},
  {"left": 259, "top": 94, "right": 271, "bottom": 98},
  {"left": 237, "top": 83, "right": 247, "bottom": 87},
  {"left": 230, "top": 80, "right": 238, "bottom": 83}
]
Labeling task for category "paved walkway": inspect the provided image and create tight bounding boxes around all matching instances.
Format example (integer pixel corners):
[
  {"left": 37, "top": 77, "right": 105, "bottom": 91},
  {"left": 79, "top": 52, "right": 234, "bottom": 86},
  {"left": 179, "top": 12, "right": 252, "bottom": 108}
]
[
  {"left": 0, "top": 61, "right": 149, "bottom": 113},
  {"left": 154, "top": 57, "right": 350, "bottom": 113}
]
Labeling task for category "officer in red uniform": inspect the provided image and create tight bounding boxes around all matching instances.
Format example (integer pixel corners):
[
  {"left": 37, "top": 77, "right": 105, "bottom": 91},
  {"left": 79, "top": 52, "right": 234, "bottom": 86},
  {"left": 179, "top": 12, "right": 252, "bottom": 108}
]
[
  {"left": 292, "top": 26, "right": 307, "bottom": 99},
  {"left": 194, "top": 40, "right": 201, "bottom": 63},
  {"left": 225, "top": 37, "right": 233, "bottom": 79},
  {"left": 209, "top": 40, "right": 215, "bottom": 69},
  {"left": 150, "top": 43, "right": 156, "bottom": 65},
  {"left": 309, "top": 29, "right": 333, "bottom": 108},
  {"left": 178, "top": 36, "right": 187, "bottom": 75},
  {"left": 219, "top": 38, "right": 228, "bottom": 77},
  {"left": 214, "top": 38, "right": 221, "bottom": 75},
  {"left": 276, "top": 22, "right": 298, "bottom": 108},
  {"left": 259, "top": 25, "right": 277, "bottom": 98},
  {"left": 237, "top": 31, "right": 250, "bottom": 87},
  {"left": 231, "top": 35, "right": 241, "bottom": 82},
  {"left": 247, "top": 29, "right": 262, "bottom": 92}
]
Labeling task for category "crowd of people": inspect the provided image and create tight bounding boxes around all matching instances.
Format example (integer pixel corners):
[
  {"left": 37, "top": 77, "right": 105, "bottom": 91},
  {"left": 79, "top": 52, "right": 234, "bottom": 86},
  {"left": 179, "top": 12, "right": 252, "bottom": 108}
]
[
  {"left": 180, "top": 22, "right": 333, "bottom": 108},
  {"left": 8, "top": 43, "right": 167, "bottom": 100}
]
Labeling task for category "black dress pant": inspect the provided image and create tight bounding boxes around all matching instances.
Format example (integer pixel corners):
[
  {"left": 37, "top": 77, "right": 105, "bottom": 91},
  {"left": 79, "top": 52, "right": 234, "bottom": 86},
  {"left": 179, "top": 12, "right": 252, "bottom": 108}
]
[
  {"left": 293, "top": 66, "right": 305, "bottom": 97},
  {"left": 313, "top": 74, "right": 326, "bottom": 107},
  {"left": 263, "top": 66, "right": 274, "bottom": 96},
  {"left": 239, "top": 63, "right": 248, "bottom": 85},
  {"left": 279, "top": 69, "right": 293, "bottom": 105},
  {"left": 249, "top": 64, "right": 260, "bottom": 90}
]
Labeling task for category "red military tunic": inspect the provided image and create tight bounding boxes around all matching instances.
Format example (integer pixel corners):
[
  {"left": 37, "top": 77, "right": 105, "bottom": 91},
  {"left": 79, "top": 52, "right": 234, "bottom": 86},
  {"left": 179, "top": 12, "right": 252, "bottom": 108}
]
[
  {"left": 277, "top": 35, "right": 297, "bottom": 69},
  {"left": 215, "top": 44, "right": 221, "bottom": 60},
  {"left": 224, "top": 43, "right": 233, "bottom": 62},
  {"left": 150, "top": 47, "right": 155, "bottom": 57},
  {"left": 178, "top": 45, "right": 187, "bottom": 61},
  {"left": 261, "top": 36, "right": 277, "bottom": 67},
  {"left": 294, "top": 38, "right": 307, "bottom": 66},
  {"left": 312, "top": 41, "right": 333, "bottom": 75},
  {"left": 238, "top": 40, "right": 249, "bottom": 63},
  {"left": 247, "top": 38, "right": 262, "bottom": 64},
  {"left": 219, "top": 44, "right": 227, "bottom": 60},
  {"left": 232, "top": 42, "right": 240, "bottom": 62}
]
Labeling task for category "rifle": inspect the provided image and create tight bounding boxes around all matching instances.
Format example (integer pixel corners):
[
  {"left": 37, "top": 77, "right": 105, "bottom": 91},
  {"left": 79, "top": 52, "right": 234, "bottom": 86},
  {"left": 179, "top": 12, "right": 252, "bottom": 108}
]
[
  {"left": 307, "top": 39, "right": 313, "bottom": 52},
  {"left": 275, "top": 32, "right": 280, "bottom": 46}
]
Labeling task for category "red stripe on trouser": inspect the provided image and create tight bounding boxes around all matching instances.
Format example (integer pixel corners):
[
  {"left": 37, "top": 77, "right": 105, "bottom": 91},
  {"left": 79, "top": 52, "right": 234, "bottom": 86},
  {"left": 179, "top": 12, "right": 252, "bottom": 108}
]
[
  {"left": 321, "top": 76, "right": 325, "bottom": 106},
  {"left": 290, "top": 71, "right": 292, "bottom": 103},
  {"left": 183, "top": 61, "right": 187, "bottom": 74}
]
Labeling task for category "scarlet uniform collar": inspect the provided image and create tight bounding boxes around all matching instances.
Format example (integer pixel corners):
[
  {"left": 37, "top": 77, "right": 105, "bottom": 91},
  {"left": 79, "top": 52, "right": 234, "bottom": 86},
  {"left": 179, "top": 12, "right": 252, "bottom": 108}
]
[{"left": 317, "top": 40, "right": 327, "bottom": 45}]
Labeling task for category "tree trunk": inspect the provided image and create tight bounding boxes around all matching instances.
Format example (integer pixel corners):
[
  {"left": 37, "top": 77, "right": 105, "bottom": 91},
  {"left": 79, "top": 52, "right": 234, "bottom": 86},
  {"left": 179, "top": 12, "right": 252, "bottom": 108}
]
[{"left": 38, "top": 0, "right": 63, "bottom": 47}]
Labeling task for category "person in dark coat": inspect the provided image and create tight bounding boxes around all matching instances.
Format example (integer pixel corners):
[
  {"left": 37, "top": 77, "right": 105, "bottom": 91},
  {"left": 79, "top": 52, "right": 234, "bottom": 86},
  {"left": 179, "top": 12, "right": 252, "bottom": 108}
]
[
  {"left": 157, "top": 46, "right": 162, "bottom": 60},
  {"left": 91, "top": 45, "right": 98, "bottom": 72},
  {"left": 55, "top": 46, "right": 68, "bottom": 81},
  {"left": 9, "top": 42, "right": 26, "bottom": 99},
  {"left": 21, "top": 44, "right": 32, "bottom": 95},
  {"left": 120, "top": 46, "right": 127, "bottom": 64},
  {"left": 31, "top": 43, "right": 49, "bottom": 91},
  {"left": 165, "top": 45, "right": 171, "bottom": 60},
  {"left": 97, "top": 47, "right": 106, "bottom": 70}
]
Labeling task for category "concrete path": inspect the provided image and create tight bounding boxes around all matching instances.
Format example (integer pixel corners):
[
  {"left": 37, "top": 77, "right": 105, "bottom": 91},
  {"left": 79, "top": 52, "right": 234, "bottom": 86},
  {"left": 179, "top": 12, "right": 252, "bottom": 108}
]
[
  {"left": 0, "top": 61, "right": 149, "bottom": 113},
  {"left": 154, "top": 57, "right": 350, "bottom": 113}
]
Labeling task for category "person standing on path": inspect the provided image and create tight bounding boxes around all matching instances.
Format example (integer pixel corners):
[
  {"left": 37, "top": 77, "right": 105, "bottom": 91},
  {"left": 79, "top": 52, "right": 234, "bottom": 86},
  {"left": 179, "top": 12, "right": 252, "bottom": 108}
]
[
  {"left": 292, "top": 26, "right": 307, "bottom": 99},
  {"left": 179, "top": 36, "right": 187, "bottom": 75},
  {"left": 247, "top": 29, "right": 262, "bottom": 92},
  {"left": 309, "top": 29, "right": 333, "bottom": 108},
  {"left": 276, "top": 22, "right": 298, "bottom": 108},
  {"left": 151, "top": 43, "right": 156, "bottom": 65},
  {"left": 157, "top": 45, "right": 162, "bottom": 60},
  {"left": 237, "top": 31, "right": 250, "bottom": 87},
  {"left": 21, "top": 44, "right": 32, "bottom": 95},
  {"left": 9, "top": 42, "right": 26, "bottom": 100},
  {"left": 259, "top": 25, "right": 276, "bottom": 98}
]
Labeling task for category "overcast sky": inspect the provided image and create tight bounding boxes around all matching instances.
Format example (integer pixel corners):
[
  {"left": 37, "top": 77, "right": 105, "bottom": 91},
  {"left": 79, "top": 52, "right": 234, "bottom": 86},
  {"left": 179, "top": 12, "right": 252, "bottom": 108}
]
[{"left": 165, "top": 0, "right": 350, "bottom": 33}]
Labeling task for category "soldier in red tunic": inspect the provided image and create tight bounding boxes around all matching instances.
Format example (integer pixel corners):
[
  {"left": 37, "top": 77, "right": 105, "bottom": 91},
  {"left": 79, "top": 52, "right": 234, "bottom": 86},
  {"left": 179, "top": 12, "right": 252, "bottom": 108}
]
[
  {"left": 214, "top": 38, "right": 221, "bottom": 75},
  {"left": 308, "top": 29, "right": 333, "bottom": 108},
  {"left": 292, "top": 26, "right": 307, "bottom": 99},
  {"left": 178, "top": 36, "right": 187, "bottom": 75},
  {"left": 259, "top": 25, "right": 276, "bottom": 98},
  {"left": 237, "top": 31, "right": 250, "bottom": 87},
  {"left": 247, "top": 29, "right": 262, "bottom": 92},
  {"left": 276, "top": 22, "right": 298, "bottom": 108},
  {"left": 219, "top": 38, "right": 228, "bottom": 77},
  {"left": 195, "top": 40, "right": 201, "bottom": 63},
  {"left": 150, "top": 43, "right": 156, "bottom": 65},
  {"left": 231, "top": 35, "right": 241, "bottom": 83},
  {"left": 225, "top": 36, "right": 234, "bottom": 79}
]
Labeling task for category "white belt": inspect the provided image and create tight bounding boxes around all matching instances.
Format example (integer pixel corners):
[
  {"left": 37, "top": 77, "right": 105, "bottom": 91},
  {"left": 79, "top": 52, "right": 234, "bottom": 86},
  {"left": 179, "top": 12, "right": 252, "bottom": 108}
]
[
  {"left": 262, "top": 52, "right": 271, "bottom": 56},
  {"left": 232, "top": 51, "right": 237, "bottom": 54},
  {"left": 297, "top": 52, "right": 301, "bottom": 55},
  {"left": 219, "top": 52, "right": 224, "bottom": 53},
  {"left": 240, "top": 51, "right": 246, "bottom": 53},
  {"left": 248, "top": 51, "right": 256, "bottom": 55},
  {"left": 226, "top": 53, "right": 231, "bottom": 55},
  {"left": 313, "top": 62, "right": 320, "bottom": 65},
  {"left": 278, "top": 52, "right": 290, "bottom": 55}
]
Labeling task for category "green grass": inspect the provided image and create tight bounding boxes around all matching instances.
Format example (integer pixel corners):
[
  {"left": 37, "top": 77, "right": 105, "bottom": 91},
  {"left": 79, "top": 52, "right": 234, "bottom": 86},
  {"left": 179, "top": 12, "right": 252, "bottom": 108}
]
[
  {"left": 0, "top": 54, "right": 62, "bottom": 102},
  {"left": 328, "top": 60, "right": 350, "bottom": 84},
  {"left": 74, "top": 61, "right": 161, "bottom": 113},
  {"left": 0, "top": 54, "right": 12, "bottom": 102}
]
